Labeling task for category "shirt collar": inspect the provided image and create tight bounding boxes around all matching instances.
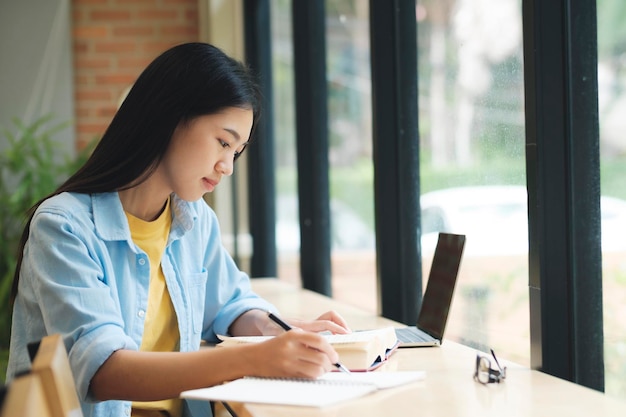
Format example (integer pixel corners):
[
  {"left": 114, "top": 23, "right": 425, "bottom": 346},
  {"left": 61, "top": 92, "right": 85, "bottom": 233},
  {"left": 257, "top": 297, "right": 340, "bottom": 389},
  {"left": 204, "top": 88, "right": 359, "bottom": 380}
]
[{"left": 92, "top": 192, "right": 197, "bottom": 242}]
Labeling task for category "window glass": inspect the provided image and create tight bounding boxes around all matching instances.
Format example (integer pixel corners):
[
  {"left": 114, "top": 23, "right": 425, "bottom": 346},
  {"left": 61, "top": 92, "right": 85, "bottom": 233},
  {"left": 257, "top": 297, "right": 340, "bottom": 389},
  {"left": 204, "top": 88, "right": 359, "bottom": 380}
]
[
  {"left": 271, "top": 0, "right": 376, "bottom": 299},
  {"left": 271, "top": 0, "right": 299, "bottom": 284},
  {"left": 325, "top": 0, "right": 376, "bottom": 305},
  {"left": 416, "top": 0, "right": 528, "bottom": 366},
  {"left": 597, "top": 0, "right": 626, "bottom": 400},
  {"left": 271, "top": 0, "right": 529, "bottom": 367}
]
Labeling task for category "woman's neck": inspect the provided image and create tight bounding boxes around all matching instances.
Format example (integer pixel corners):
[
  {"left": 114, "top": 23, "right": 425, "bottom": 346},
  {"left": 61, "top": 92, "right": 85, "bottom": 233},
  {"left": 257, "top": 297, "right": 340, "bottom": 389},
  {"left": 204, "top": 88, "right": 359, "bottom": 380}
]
[{"left": 118, "top": 181, "right": 171, "bottom": 222}]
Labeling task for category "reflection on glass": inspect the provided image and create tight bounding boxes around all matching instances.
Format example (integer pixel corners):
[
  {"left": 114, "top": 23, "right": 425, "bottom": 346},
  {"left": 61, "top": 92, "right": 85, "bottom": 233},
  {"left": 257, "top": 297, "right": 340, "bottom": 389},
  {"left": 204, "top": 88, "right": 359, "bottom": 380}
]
[
  {"left": 272, "top": 0, "right": 530, "bottom": 367},
  {"left": 271, "top": 0, "right": 377, "bottom": 299},
  {"left": 271, "top": 0, "right": 298, "bottom": 286},
  {"left": 597, "top": 0, "right": 626, "bottom": 400},
  {"left": 325, "top": 1, "right": 376, "bottom": 306},
  {"left": 271, "top": 0, "right": 626, "bottom": 401},
  {"left": 417, "top": 0, "right": 528, "bottom": 367}
]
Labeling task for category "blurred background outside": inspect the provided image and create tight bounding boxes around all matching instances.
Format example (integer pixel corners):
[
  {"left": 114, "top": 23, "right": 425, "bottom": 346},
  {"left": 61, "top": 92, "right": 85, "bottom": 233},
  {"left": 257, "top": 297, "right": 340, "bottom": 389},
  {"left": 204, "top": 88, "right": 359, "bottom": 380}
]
[{"left": 271, "top": 0, "right": 626, "bottom": 399}]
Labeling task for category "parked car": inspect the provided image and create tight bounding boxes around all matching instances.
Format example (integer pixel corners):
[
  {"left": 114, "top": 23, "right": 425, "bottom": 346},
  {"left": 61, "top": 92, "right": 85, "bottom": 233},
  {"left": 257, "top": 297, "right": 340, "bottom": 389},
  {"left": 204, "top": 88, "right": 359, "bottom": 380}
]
[
  {"left": 600, "top": 195, "right": 626, "bottom": 252},
  {"left": 420, "top": 186, "right": 528, "bottom": 256},
  {"left": 420, "top": 185, "right": 626, "bottom": 256},
  {"left": 275, "top": 186, "right": 626, "bottom": 256}
]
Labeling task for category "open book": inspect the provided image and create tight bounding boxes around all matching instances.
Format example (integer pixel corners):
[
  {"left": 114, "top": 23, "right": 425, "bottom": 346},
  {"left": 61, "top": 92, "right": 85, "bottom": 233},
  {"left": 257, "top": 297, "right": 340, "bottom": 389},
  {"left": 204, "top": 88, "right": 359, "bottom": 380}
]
[
  {"left": 217, "top": 326, "right": 400, "bottom": 371},
  {"left": 180, "top": 371, "right": 425, "bottom": 407}
]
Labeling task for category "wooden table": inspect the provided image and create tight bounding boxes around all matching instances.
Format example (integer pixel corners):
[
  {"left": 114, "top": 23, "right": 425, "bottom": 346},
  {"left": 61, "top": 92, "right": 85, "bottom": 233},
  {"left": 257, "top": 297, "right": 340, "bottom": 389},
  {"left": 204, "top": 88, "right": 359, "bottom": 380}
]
[{"left": 217, "top": 278, "right": 626, "bottom": 417}]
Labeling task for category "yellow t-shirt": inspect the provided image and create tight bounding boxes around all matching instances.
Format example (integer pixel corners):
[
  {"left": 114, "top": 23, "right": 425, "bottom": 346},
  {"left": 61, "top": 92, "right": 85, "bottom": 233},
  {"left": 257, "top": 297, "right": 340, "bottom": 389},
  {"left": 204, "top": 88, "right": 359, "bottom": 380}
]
[{"left": 126, "top": 199, "right": 182, "bottom": 417}]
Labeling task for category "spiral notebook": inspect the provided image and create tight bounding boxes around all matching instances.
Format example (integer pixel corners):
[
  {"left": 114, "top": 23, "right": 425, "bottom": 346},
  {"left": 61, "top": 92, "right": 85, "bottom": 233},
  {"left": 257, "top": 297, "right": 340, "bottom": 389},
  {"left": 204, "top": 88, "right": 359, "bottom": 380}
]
[{"left": 180, "top": 371, "right": 425, "bottom": 407}]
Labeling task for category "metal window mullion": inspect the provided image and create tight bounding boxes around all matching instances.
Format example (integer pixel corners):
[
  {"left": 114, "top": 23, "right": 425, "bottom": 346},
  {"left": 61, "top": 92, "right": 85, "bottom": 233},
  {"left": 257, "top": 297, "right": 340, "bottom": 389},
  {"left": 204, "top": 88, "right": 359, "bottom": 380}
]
[
  {"left": 243, "top": 0, "right": 277, "bottom": 278},
  {"left": 523, "top": 0, "right": 603, "bottom": 391},
  {"left": 291, "top": 0, "right": 332, "bottom": 295},
  {"left": 369, "top": 0, "right": 421, "bottom": 323}
]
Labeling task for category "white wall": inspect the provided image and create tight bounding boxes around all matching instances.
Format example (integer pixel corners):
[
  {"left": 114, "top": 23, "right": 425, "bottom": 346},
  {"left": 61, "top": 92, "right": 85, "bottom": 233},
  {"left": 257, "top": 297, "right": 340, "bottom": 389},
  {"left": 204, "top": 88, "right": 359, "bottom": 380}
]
[{"left": 0, "top": 0, "right": 75, "bottom": 155}]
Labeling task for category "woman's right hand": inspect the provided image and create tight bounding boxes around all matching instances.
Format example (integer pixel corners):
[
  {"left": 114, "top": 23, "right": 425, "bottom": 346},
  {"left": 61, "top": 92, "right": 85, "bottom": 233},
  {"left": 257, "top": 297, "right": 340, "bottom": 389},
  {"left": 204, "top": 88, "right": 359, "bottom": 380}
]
[
  {"left": 89, "top": 330, "right": 339, "bottom": 401},
  {"left": 238, "top": 329, "right": 340, "bottom": 379}
]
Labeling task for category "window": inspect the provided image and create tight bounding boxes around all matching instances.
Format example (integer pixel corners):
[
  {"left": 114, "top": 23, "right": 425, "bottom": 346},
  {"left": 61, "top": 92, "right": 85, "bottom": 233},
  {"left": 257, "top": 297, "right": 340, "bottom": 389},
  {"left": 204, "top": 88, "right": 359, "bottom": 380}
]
[
  {"left": 269, "top": 1, "right": 624, "bottom": 397},
  {"left": 271, "top": 0, "right": 377, "bottom": 301},
  {"left": 271, "top": 0, "right": 529, "bottom": 367},
  {"left": 416, "top": 0, "right": 528, "bottom": 366},
  {"left": 597, "top": 0, "right": 626, "bottom": 399}
]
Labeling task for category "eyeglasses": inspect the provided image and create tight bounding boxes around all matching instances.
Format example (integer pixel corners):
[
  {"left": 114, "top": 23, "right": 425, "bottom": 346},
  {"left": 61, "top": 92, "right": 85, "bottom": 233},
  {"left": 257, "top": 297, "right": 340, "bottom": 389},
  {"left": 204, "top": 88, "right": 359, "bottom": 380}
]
[{"left": 474, "top": 349, "right": 506, "bottom": 384}]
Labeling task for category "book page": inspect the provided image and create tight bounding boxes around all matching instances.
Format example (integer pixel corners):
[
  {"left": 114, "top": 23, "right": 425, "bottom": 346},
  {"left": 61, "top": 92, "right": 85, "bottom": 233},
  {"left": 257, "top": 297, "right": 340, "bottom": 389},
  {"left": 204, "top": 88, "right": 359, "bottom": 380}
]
[
  {"left": 216, "top": 334, "right": 273, "bottom": 344},
  {"left": 322, "top": 327, "right": 395, "bottom": 345},
  {"left": 217, "top": 327, "right": 399, "bottom": 371},
  {"left": 218, "top": 327, "right": 397, "bottom": 349}
]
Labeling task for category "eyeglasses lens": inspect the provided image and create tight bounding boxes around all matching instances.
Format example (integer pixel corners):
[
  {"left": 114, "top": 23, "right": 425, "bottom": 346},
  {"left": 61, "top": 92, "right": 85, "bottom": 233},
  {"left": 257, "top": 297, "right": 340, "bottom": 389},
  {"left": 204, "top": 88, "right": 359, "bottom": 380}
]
[{"left": 476, "top": 356, "right": 492, "bottom": 384}]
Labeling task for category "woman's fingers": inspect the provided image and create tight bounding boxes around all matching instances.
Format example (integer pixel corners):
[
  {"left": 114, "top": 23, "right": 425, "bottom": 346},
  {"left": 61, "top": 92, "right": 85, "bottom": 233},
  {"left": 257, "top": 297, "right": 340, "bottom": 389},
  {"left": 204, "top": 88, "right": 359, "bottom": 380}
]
[
  {"left": 287, "top": 310, "right": 352, "bottom": 334},
  {"left": 246, "top": 330, "right": 340, "bottom": 379}
]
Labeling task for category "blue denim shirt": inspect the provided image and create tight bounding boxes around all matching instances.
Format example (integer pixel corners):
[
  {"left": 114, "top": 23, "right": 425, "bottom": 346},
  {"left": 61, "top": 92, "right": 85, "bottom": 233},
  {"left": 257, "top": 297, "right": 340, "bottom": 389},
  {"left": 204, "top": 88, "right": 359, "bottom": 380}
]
[{"left": 7, "top": 192, "right": 275, "bottom": 417}]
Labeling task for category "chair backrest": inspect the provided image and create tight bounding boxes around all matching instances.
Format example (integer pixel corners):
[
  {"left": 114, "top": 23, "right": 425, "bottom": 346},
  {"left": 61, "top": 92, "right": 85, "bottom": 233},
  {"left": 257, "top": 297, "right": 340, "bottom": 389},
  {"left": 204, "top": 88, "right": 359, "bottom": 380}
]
[
  {"left": 29, "top": 334, "right": 83, "bottom": 417},
  {"left": 1, "top": 334, "right": 83, "bottom": 417},
  {"left": 1, "top": 372, "right": 53, "bottom": 417}
]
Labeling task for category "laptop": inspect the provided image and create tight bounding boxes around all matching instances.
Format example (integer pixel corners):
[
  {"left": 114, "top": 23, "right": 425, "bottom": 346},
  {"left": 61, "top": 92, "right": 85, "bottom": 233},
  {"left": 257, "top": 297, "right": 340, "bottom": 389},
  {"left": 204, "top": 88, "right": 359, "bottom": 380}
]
[{"left": 395, "top": 232, "right": 466, "bottom": 347}]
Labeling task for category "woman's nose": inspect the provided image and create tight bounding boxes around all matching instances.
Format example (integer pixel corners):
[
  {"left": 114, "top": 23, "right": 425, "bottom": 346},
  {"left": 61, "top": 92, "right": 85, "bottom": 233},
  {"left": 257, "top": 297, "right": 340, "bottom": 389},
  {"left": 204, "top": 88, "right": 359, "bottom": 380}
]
[{"left": 216, "top": 158, "right": 233, "bottom": 176}]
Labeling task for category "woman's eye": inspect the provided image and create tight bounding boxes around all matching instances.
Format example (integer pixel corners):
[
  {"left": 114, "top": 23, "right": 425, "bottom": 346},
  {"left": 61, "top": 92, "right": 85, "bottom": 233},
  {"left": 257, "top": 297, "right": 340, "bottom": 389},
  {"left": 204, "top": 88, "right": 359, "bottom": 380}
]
[
  {"left": 219, "top": 139, "right": 229, "bottom": 149},
  {"left": 233, "top": 144, "right": 247, "bottom": 161}
]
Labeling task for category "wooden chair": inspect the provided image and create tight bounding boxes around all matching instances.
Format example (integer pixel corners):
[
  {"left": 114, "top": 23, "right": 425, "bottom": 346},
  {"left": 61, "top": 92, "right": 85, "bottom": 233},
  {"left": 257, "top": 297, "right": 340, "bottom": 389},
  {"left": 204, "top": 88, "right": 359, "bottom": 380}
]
[
  {"left": 1, "top": 334, "right": 83, "bottom": 417},
  {"left": 1, "top": 372, "right": 53, "bottom": 417}
]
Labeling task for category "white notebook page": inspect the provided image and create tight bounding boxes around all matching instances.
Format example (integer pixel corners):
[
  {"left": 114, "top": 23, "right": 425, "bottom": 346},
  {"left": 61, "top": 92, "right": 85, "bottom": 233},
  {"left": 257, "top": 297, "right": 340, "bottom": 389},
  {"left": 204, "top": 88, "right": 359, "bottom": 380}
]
[{"left": 180, "top": 371, "right": 425, "bottom": 408}]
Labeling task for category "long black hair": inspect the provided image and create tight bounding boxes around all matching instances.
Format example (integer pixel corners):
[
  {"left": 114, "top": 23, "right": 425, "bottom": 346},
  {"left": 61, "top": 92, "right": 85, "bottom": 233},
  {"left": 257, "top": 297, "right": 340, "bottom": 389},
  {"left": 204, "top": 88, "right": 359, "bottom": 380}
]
[{"left": 11, "top": 42, "right": 261, "bottom": 302}]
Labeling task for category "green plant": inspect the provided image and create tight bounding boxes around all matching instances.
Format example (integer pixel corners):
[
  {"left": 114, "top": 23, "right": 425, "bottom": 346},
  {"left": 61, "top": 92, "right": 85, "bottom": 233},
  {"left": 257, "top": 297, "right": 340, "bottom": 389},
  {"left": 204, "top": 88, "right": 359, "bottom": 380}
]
[
  {"left": 0, "top": 116, "right": 92, "bottom": 350},
  {"left": 0, "top": 348, "right": 7, "bottom": 383}
]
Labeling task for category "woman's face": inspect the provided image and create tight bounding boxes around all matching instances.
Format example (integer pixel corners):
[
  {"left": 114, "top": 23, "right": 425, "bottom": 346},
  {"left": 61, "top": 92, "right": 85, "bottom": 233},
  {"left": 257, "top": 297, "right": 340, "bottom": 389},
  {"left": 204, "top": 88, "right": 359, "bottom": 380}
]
[{"left": 159, "top": 107, "right": 253, "bottom": 201}]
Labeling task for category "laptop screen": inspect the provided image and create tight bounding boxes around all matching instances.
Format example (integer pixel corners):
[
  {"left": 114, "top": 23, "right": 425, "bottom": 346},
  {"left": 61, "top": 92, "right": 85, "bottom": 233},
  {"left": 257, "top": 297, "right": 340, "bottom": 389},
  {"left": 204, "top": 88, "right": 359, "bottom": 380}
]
[{"left": 416, "top": 233, "right": 466, "bottom": 340}]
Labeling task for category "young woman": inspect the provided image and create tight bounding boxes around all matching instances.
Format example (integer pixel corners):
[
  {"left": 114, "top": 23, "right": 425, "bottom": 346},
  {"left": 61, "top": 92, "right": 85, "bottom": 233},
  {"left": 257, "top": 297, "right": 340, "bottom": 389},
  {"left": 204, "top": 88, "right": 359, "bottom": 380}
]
[{"left": 6, "top": 42, "right": 349, "bottom": 417}]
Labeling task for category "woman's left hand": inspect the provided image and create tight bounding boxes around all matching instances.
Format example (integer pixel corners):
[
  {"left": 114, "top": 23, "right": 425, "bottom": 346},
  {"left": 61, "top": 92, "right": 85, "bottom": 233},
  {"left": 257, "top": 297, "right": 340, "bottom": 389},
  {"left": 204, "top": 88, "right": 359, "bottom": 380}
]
[{"left": 287, "top": 310, "right": 351, "bottom": 334}]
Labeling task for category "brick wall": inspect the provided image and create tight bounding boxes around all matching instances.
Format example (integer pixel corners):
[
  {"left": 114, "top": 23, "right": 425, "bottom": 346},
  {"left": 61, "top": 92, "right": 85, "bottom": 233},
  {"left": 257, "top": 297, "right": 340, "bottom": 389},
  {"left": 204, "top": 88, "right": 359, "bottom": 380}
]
[{"left": 72, "top": 0, "right": 199, "bottom": 150}]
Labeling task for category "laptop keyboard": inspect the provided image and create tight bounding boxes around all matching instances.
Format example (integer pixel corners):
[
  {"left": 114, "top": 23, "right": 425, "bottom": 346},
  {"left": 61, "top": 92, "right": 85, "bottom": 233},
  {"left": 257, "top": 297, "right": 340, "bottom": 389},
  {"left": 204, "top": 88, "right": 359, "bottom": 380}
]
[{"left": 395, "top": 327, "right": 435, "bottom": 343}]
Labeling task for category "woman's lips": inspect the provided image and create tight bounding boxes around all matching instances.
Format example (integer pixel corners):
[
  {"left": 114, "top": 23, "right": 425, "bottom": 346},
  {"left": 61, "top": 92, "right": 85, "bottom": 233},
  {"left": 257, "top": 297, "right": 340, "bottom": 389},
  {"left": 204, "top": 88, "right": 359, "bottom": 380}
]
[{"left": 202, "top": 178, "right": 218, "bottom": 191}]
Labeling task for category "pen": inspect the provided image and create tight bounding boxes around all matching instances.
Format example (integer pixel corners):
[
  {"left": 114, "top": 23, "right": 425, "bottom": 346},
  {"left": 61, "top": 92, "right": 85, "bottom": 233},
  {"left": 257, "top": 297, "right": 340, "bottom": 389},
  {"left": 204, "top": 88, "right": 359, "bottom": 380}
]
[{"left": 267, "top": 311, "right": 352, "bottom": 374}]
